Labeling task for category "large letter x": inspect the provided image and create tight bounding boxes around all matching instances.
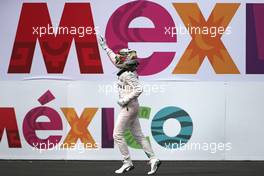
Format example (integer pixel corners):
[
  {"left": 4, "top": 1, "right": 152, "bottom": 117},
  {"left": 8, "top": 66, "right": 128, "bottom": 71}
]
[
  {"left": 173, "top": 3, "right": 240, "bottom": 74},
  {"left": 61, "top": 108, "right": 97, "bottom": 148}
]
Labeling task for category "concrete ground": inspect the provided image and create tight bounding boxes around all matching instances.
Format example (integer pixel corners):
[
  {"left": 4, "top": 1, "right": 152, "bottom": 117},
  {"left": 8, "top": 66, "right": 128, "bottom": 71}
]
[{"left": 0, "top": 160, "right": 263, "bottom": 176}]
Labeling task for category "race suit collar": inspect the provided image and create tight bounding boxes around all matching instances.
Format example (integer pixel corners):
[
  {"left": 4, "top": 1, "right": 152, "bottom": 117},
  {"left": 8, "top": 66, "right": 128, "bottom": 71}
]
[{"left": 117, "top": 68, "right": 129, "bottom": 76}]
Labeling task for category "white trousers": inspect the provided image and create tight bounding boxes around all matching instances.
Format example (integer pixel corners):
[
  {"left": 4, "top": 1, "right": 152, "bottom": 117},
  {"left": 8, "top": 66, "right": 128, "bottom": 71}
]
[{"left": 113, "top": 99, "right": 156, "bottom": 161}]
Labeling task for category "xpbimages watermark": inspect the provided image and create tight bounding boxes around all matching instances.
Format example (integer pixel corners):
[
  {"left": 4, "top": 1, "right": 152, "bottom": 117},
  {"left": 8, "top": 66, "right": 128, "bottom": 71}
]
[
  {"left": 32, "top": 141, "right": 99, "bottom": 154},
  {"left": 165, "top": 24, "right": 232, "bottom": 38},
  {"left": 98, "top": 82, "right": 168, "bottom": 96},
  {"left": 32, "top": 24, "right": 100, "bottom": 37},
  {"left": 164, "top": 141, "right": 232, "bottom": 154}
]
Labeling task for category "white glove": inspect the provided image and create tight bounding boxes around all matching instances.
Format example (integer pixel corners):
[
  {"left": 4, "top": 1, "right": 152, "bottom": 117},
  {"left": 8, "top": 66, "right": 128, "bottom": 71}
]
[
  {"left": 98, "top": 35, "right": 108, "bottom": 50},
  {"left": 117, "top": 98, "right": 129, "bottom": 107}
]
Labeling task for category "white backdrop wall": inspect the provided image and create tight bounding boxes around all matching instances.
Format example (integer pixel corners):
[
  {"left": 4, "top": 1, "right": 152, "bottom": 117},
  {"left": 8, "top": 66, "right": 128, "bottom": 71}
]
[
  {"left": 0, "top": 0, "right": 264, "bottom": 81},
  {"left": 0, "top": 81, "right": 264, "bottom": 160}
]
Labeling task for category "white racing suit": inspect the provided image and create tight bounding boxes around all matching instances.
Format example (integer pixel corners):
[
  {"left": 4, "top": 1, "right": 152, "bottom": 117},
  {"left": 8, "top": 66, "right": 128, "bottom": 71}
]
[{"left": 105, "top": 48, "right": 156, "bottom": 161}]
